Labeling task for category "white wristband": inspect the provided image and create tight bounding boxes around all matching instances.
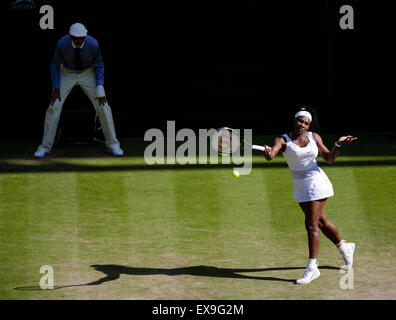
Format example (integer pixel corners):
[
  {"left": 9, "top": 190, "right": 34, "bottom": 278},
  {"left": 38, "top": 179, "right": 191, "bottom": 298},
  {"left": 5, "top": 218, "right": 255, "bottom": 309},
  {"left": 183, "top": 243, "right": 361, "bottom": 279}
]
[
  {"left": 335, "top": 142, "right": 341, "bottom": 148},
  {"left": 96, "top": 85, "right": 106, "bottom": 98}
]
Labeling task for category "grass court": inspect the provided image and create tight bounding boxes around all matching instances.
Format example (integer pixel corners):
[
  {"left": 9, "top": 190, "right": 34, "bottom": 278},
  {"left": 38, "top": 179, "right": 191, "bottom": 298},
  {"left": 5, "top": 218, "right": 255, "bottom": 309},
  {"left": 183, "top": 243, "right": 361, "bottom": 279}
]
[{"left": 1, "top": 133, "right": 395, "bottom": 299}]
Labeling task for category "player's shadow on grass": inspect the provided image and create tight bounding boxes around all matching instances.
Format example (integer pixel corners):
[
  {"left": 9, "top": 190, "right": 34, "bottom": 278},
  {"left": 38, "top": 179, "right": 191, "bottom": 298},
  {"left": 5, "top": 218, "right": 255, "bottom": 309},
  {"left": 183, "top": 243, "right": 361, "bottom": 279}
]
[
  {"left": 87, "top": 265, "right": 299, "bottom": 284},
  {"left": 87, "top": 265, "right": 340, "bottom": 285},
  {"left": 14, "top": 264, "right": 339, "bottom": 290}
]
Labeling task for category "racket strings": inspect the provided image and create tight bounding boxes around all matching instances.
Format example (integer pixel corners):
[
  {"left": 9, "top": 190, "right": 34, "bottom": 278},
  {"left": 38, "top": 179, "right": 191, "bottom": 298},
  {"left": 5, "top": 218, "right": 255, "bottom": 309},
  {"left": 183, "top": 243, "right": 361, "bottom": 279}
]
[
  {"left": 216, "top": 128, "right": 243, "bottom": 156},
  {"left": 218, "top": 131, "right": 233, "bottom": 154}
]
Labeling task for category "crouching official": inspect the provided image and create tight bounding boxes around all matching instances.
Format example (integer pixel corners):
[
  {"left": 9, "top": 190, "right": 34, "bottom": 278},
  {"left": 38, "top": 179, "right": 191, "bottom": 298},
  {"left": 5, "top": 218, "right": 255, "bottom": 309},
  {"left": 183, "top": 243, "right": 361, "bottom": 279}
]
[{"left": 34, "top": 23, "right": 123, "bottom": 157}]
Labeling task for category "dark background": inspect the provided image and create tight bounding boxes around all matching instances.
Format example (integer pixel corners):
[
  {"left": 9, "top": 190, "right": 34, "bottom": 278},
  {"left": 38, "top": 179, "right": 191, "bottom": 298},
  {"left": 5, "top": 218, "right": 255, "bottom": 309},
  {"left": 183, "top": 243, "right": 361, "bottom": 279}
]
[{"left": 3, "top": 0, "right": 395, "bottom": 139}]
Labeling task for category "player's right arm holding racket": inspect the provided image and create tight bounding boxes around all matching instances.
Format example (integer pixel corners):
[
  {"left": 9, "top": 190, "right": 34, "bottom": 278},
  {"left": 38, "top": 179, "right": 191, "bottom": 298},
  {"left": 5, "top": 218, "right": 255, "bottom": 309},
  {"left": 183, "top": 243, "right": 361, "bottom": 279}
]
[{"left": 262, "top": 136, "right": 286, "bottom": 161}]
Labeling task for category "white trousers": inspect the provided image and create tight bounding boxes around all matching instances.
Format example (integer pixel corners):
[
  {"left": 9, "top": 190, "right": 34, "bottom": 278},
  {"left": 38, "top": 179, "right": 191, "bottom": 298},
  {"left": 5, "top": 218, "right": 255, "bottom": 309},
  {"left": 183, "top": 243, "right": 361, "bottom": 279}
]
[{"left": 39, "top": 65, "right": 120, "bottom": 152}]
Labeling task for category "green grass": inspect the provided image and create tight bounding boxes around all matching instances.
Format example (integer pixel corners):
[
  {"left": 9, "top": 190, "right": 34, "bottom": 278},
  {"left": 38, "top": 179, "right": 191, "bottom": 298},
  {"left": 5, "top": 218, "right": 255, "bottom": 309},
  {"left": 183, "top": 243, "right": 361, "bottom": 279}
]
[{"left": 1, "top": 134, "right": 396, "bottom": 299}]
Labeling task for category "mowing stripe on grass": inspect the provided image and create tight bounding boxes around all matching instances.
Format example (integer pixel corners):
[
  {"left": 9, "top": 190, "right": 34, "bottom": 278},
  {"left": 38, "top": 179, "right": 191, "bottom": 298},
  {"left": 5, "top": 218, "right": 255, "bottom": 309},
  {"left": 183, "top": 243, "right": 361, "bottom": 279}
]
[
  {"left": 260, "top": 164, "right": 308, "bottom": 267},
  {"left": 171, "top": 169, "right": 223, "bottom": 260},
  {"left": 349, "top": 164, "right": 396, "bottom": 296},
  {"left": 225, "top": 166, "right": 279, "bottom": 266},
  {"left": 121, "top": 170, "right": 181, "bottom": 260},
  {"left": 26, "top": 172, "right": 80, "bottom": 298},
  {"left": 207, "top": 167, "right": 275, "bottom": 268},
  {"left": 0, "top": 175, "right": 31, "bottom": 299},
  {"left": 324, "top": 161, "right": 396, "bottom": 298},
  {"left": 0, "top": 173, "right": 83, "bottom": 299},
  {"left": 351, "top": 165, "right": 396, "bottom": 246},
  {"left": 324, "top": 164, "right": 373, "bottom": 246}
]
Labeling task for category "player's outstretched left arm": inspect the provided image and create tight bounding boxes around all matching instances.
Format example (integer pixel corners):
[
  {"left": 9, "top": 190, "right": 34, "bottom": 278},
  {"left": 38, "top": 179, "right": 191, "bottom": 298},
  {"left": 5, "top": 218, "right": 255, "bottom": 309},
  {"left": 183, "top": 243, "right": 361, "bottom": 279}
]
[{"left": 313, "top": 132, "right": 357, "bottom": 164}]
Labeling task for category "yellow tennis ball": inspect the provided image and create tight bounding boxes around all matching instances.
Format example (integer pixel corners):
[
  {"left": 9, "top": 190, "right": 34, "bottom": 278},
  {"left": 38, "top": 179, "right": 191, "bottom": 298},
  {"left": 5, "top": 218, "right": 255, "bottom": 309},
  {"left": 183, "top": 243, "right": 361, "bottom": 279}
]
[{"left": 232, "top": 169, "right": 240, "bottom": 178}]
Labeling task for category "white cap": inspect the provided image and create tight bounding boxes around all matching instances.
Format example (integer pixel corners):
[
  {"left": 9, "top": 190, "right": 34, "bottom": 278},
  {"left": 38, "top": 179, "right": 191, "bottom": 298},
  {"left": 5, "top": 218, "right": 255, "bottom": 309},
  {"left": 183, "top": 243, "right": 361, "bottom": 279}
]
[{"left": 69, "top": 23, "right": 88, "bottom": 37}]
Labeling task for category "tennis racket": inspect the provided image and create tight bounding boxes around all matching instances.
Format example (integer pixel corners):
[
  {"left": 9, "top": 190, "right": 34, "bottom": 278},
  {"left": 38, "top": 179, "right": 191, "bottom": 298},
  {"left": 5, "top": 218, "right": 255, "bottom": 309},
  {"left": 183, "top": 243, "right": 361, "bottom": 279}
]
[{"left": 213, "top": 127, "right": 271, "bottom": 156}]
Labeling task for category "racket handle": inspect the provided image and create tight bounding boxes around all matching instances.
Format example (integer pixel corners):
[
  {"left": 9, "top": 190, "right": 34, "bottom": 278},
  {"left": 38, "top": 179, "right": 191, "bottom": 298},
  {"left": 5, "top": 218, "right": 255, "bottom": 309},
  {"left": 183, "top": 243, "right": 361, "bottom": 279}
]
[{"left": 252, "top": 145, "right": 267, "bottom": 152}]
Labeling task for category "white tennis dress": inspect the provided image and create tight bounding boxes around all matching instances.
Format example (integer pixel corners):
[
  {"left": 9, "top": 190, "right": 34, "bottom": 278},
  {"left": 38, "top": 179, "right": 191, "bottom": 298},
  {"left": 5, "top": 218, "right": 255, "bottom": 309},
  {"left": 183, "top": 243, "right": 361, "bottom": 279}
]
[{"left": 282, "top": 132, "right": 334, "bottom": 203}]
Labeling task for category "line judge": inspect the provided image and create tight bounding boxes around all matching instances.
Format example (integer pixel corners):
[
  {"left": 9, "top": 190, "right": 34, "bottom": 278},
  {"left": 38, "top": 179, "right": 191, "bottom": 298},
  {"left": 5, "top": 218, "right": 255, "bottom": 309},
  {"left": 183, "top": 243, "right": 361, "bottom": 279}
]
[{"left": 34, "top": 23, "right": 124, "bottom": 157}]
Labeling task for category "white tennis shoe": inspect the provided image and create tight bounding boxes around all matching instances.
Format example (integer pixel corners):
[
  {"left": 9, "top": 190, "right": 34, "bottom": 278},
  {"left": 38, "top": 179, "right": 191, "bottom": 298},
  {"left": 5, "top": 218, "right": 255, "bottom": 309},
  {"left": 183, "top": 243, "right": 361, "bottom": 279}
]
[
  {"left": 339, "top": 241, "right": 355, "bottom": 270},
  {"left": 34, "top": 148, "right": 49, "bottom": 158},
  {"left": 110, "top": 146, "right": 124, "bottom": 156},
  {"left": 296, "top": 266, "right": 320, "bottom": 285}
]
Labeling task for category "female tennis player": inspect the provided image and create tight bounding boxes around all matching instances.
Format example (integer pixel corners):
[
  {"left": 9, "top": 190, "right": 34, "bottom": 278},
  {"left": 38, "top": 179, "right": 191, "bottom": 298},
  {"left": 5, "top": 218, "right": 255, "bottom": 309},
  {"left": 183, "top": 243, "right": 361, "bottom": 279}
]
[{"left": 262, "top": 107, "right": 357, "bottom": 284}]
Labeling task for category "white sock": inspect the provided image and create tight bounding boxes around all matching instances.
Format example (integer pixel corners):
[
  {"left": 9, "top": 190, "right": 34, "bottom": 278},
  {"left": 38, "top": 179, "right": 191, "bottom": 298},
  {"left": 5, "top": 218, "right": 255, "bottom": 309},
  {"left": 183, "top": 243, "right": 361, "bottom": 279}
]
[
  {"left": 337, "top": 240, "right": 347, "bottom": 254},
  {"left": 307, "top": 258, "right": 317, "bottom": 269}
]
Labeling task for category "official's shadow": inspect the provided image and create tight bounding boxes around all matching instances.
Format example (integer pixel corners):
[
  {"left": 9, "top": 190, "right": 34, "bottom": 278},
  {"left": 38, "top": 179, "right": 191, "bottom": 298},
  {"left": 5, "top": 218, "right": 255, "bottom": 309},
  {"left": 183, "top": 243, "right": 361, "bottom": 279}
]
[{"left": 14, "top": 264, "right": 340, "bottom": 290}]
